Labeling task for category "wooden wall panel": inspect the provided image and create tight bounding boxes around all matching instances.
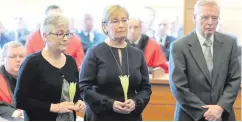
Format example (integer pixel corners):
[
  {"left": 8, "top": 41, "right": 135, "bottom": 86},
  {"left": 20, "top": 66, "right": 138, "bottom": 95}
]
[
  {"left": 185, "top": 0, "right": 198, "bottom": 9},
  {"left": 142, "top": 104, "right": 176, "bottom": 120},
  {"left": 184, "top": 9, "right": 194, "bottom": 35},
  {"left": 184, "top": 0, "right": 197, "bottom": 34}
]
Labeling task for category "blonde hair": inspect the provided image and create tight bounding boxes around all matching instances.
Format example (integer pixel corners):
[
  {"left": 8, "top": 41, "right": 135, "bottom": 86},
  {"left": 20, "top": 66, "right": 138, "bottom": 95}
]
[
  {"left": 40, "top": 13, "right": 70, "bottom": 39},
  {"left": 101, "top": 4, "right": 129, "bottom": 35},
  {"left": 194, "top": 0, "right": 220, "bottom": 15}
]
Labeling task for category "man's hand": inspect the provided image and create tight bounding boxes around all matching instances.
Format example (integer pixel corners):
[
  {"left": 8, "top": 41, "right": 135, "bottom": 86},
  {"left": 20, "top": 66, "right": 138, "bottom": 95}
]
[{"left": 202, "top": 105, "right": 224, "bottom": 121}]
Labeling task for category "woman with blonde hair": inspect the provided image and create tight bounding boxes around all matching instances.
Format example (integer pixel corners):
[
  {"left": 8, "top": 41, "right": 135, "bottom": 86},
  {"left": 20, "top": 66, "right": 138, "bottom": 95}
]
[
  {"left": 14, "top": 14, "right": 85, "bottom": 121},
  {"left": 79, "top": 5, "right": 152, "bottom": 121}
]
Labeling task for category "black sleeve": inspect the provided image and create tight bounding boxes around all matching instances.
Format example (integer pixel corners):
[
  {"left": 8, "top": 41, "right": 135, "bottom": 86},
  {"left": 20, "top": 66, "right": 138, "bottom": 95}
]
[
  {"left": 131, "top": 52, "right": 152, "bottom": 115},
  {"left": 14, "top": 56, "right": 51, "bottom": 112},
  {"left": 79, "top": 48, "right": 115, "bottom": 115}
]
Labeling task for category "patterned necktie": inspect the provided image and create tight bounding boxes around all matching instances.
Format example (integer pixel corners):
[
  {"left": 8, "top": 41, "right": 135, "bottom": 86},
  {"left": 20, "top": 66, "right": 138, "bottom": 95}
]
[{"left": 203, "top": 39, "right": 213, "bottom": 77}]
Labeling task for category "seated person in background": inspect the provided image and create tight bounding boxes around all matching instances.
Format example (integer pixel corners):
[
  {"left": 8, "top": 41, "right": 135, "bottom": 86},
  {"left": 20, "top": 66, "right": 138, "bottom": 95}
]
[
  {"left": 127, "top": 17, "right": 168, "bottom": 73},
  {"left": 0, "top": 41, "right": 26, "bottom": 120},
  {"left": 25, "top": 5, "right": 84, "bottom": 68},
  {"left": 0, "top": 21, "right": 11, "bottom": 48},
  {"left": 14, "top": 14, "right": 85, "bottom": 121},
  {"left": 7, "top": 17, "right": 30, "bottom": 46},
  {"left": 155, "top": 19, "right": 176, "bottom": 60},
  {"left": 78, "top": 13, "right": 106, "bottom": 53}
]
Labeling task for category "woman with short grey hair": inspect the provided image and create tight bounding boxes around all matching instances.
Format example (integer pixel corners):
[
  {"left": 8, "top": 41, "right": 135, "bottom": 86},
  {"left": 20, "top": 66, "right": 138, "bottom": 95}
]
[{"left": 14, "top": 14, "right": 85, "bottom": 121}]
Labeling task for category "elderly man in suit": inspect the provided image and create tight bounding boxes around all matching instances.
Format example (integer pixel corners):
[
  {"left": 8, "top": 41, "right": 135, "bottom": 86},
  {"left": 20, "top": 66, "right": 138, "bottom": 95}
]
[
  {"left": 78, "top": 13, "right": 106, "bottom": 53},
  {"left": 155, "top": 19, "right": 176, "bottom": 60},
  {"left": 169, "top": 0, "right": 241, "bottom": 121}
]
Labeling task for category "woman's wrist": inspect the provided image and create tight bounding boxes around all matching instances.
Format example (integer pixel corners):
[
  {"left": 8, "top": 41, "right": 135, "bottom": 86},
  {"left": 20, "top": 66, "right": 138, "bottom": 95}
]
[{"left": 50, "top": 103, "right": 60, "bottom": 113}]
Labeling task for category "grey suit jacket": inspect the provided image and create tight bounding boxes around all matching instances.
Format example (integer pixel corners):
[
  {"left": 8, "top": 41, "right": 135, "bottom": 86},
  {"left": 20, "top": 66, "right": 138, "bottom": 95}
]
[
  {"left": 0, "top": 102, "right": 16, "bottom": 119},
  {"left": 169, "top": 31, "right": 241, "bottom": 121}
]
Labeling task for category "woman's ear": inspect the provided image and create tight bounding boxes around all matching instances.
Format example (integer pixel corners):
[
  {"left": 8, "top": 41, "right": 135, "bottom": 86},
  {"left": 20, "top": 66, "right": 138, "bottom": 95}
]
[
  {"left": 42, "top": 32, "right": 48, "bottom": 45},
  {"left": 42, "top": 33, "right": 48, "bottom": 41},
  {"left": 102, "top": 23, "right": 108, "bottom": 35}
]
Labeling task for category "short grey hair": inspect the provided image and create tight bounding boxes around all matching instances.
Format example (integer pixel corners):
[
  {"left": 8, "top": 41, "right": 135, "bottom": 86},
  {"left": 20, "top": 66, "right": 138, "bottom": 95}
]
[
  {"left": 194, "top": 0, "right": 220, "bottom": 15},
  {"left": 40, "top": 13, "right": 70, "bottom": 38},
  {"left": 1, "top": 41, "right": 24, "bottom": 59}
]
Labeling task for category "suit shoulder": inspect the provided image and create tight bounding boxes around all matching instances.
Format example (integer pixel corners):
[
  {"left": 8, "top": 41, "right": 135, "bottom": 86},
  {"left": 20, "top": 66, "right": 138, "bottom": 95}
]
[
  {"left": 94, "top": 31, "right": 104, "bottom": 36},
  {"left": 215, "top": 32, "right": 237, "bottom": 43},
  {"left": 171, "top": 32, "right": 195, "bottom": 49},
  {"left": 167, "top": 36, "right": 177, "bottom": 41}
]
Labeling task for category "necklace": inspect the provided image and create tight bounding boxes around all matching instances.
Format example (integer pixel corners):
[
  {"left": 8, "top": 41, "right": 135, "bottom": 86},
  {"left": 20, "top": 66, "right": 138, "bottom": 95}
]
[
  {"left": 109, "top": 46, "right": 130, "bottom": 75},
  {"left": 109, "top": 46, "right": 130, "bottom": 101}
]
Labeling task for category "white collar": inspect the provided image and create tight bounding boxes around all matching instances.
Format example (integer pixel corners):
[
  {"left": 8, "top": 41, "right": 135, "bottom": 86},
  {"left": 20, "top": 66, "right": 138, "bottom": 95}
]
[{"left": 196, "top": 29, "right": 214, "bottom": 46}]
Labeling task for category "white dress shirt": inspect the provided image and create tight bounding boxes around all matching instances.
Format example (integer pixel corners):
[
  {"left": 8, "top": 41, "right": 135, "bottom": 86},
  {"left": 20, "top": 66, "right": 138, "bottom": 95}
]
[{"left": 196, "top": 29, "right": 214, "bottom": 57}]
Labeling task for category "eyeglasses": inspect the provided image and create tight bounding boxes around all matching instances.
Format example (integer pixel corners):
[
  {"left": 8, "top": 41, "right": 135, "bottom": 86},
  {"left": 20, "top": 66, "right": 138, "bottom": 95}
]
[
  {"left": 104, "top": 18, "right": 129, "bottom": 25},
  {"left": 198, "top": 15, "right": 220, "bottom": 22},
  {"left": 49, "top": 32, "right": 73, "bottom": 40}
]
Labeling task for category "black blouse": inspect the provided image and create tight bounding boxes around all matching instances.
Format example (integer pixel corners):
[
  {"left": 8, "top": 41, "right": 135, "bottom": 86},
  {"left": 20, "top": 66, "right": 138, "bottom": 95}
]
[
  {"left": 14, "top": 51, "right": 80, "bottom": 121},
  {"left": 79, "top": 42, "right": 152, "bottom": 121}
]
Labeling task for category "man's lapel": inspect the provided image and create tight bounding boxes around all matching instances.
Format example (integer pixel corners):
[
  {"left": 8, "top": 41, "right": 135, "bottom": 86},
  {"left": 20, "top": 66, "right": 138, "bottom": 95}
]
[
  {"left": 188, "top": 31, "right": 212, "bottom": 85},
  {"left": 211, "top": 32, "right": 224, "bottom": 88}
]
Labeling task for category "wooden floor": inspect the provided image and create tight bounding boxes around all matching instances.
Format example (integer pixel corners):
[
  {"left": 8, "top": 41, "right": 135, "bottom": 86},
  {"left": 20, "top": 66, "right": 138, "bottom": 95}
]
[{"left": 77, "top": 77, "right": 241, "bottom": 121}]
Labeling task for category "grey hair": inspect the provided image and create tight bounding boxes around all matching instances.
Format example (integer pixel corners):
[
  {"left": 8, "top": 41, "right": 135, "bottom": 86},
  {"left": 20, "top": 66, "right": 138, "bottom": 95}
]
[
  {"left": 40, "top": 13, "right": 70, "bottom": 39},
  {"left": 1, "top": 41, "right": 24, "bottom": 60},
  {"left": 194, "top": 0, "right": 220, "bottom": 15}
]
